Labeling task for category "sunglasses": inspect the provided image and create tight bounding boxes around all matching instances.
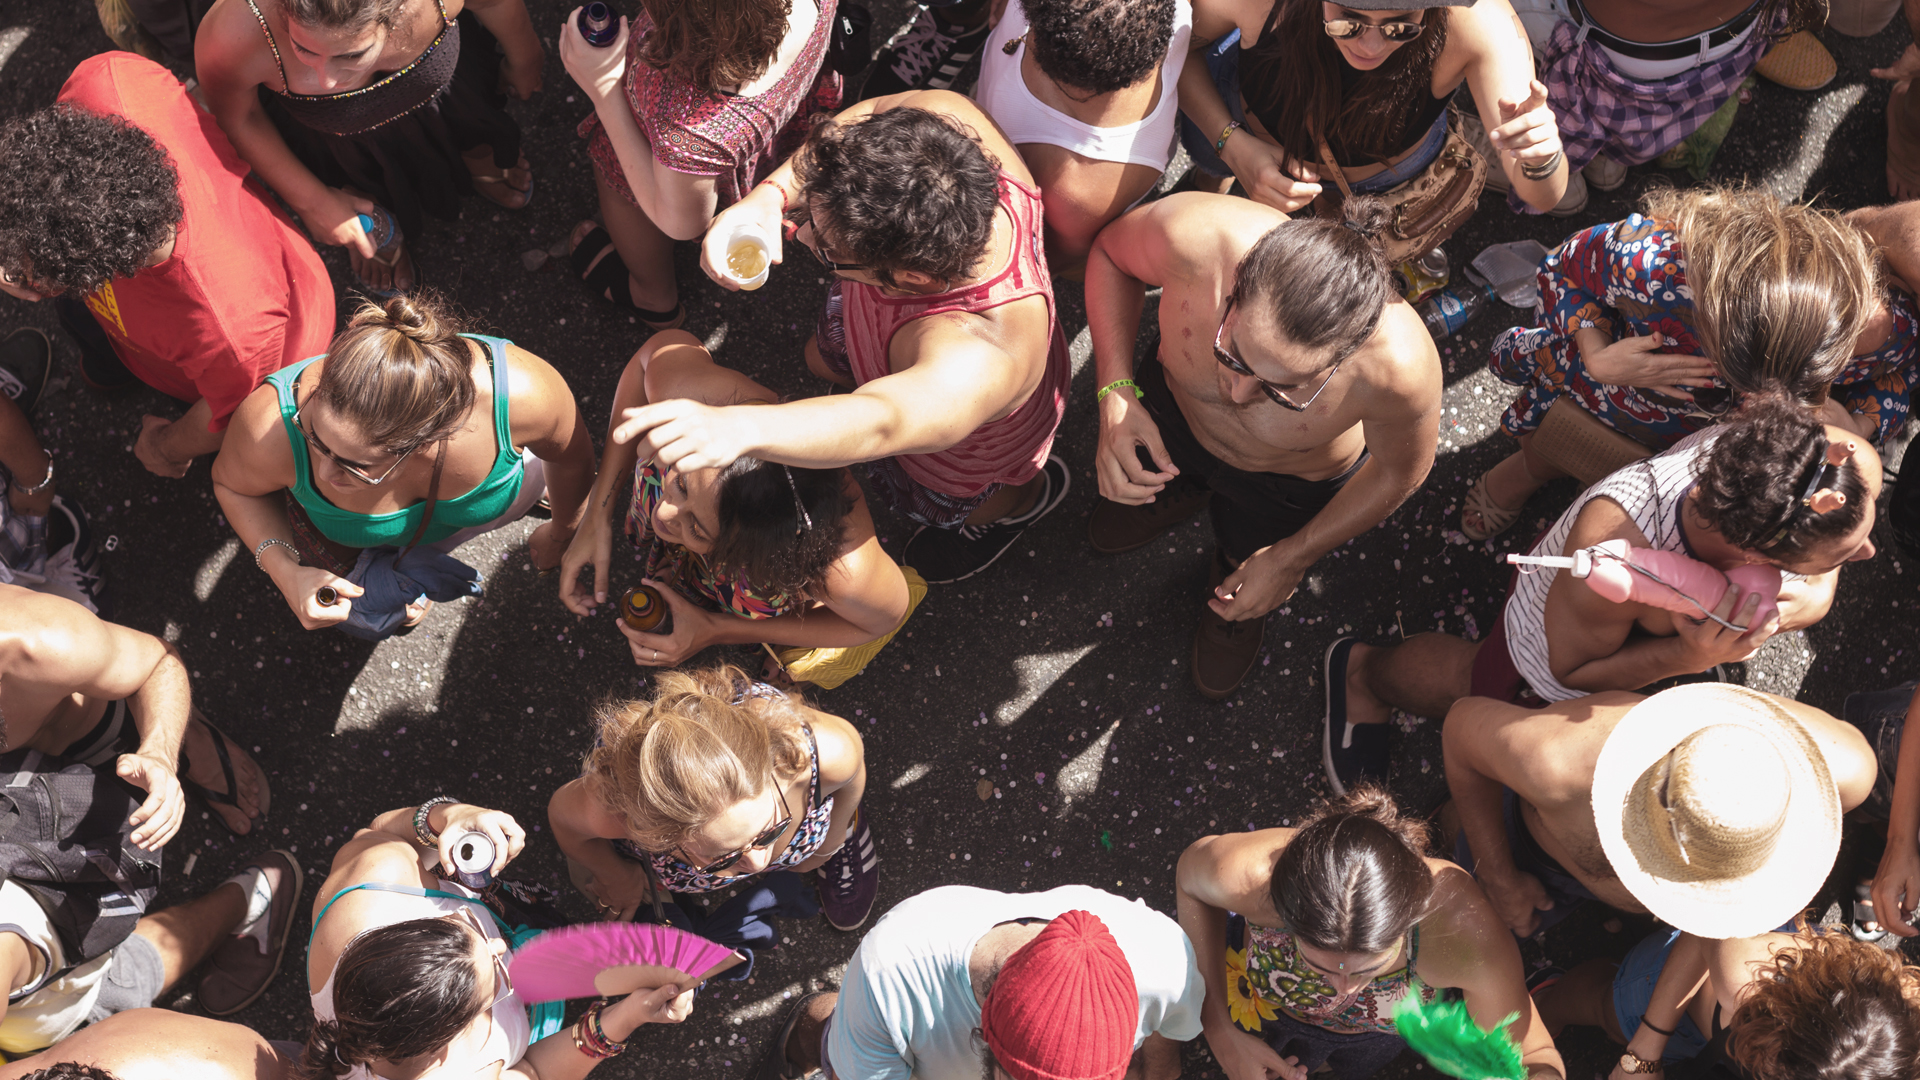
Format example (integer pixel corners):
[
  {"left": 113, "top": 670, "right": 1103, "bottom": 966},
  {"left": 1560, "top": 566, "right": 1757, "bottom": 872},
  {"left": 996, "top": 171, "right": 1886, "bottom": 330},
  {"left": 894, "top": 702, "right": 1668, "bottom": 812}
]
[
  {"left": 787, "top": 205, "right": 868, "bottom": 275},
  {"left": 1212, "top": 297, "right": 1344, "bottom": 411},
  {"left": 676, "top": 783, "right": 793, "bottom": 876},
  {"left": 448, "top": 905, "right": 515, "bottom": 1009},
  {"left": 293, "top": 388, "right": 417, "bottom": 485},
  {"left": 1323, "top": 17, "right": 1425, "bottom": 40}
]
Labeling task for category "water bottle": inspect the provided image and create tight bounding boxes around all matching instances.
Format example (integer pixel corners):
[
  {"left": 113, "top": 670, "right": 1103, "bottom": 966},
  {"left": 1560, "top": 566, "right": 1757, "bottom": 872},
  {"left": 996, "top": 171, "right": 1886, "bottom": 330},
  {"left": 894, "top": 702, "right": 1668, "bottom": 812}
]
[
  {"left": 578, "top": 2, "right": 619, "bottom": 46},
  {"left": 1417, "top": 281, "right": 1494, "bottom": 340},
  {"left": 354, "top": 207, "right": 404, "bottom": 265}
]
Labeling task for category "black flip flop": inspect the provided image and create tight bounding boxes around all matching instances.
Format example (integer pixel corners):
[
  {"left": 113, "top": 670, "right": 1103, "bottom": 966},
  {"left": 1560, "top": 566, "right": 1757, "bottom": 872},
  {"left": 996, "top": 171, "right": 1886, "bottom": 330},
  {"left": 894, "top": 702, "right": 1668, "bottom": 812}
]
[
  {"left": 569, "top": 224, "right": 685, "bottom": 330},
  {"left": 180, "top": 717, "right": 269, "bottom": 836}
]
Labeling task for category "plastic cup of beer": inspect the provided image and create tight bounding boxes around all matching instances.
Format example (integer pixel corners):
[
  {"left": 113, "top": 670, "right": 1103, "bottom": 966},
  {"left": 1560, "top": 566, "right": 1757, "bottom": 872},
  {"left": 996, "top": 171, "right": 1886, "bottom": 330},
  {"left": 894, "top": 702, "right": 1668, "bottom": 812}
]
[{"left": 722, "top": 221, "right": 771, "bottom": 291}]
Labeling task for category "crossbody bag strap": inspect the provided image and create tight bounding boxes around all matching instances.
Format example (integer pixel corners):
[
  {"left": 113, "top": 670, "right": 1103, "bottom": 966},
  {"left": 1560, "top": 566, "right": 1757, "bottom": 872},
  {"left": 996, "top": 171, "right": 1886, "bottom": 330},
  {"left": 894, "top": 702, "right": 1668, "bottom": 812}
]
[
  {"left": 1313, "top": 127, "right": 1356, "bottom": 201},
  {"left": 399, "top": 440, "right": 448, "bottom": 558}
]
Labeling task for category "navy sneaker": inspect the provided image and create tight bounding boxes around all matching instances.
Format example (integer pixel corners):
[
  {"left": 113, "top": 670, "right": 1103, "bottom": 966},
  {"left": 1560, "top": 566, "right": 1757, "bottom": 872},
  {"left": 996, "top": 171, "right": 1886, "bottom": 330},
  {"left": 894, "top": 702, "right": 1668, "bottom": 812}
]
[
  {"left": 860, "top": 3, "right": 992, "bottom": 99},
  {"left": 0, "top": 328, "right": 51, "bottom": 415},
  {"left": 42, "top": 495, "right": 107, "bottom": 614},
  {"left": 903, "top": 455, "right": 1071, "bottom": 584},
  {"left": 1322, "top": 637, "right": 1389, "bottom": 795},
  {"left": 817, "top": 807, "right": 879, "bottom": 931}
]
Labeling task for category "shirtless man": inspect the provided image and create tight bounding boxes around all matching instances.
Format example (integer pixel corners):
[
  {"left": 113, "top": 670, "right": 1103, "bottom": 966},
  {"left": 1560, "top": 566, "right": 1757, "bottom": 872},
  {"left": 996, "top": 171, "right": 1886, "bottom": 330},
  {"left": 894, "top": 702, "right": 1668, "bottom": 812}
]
[
  {"left": 1441, "top": 685, "right": 1876, "bottom": 939},
  {"left": 621, "top": 91, "right": 1073, "bottom": 586},
  {"left": 0, "top": 1009, "right": 294, "bottom": 1080},
  {"left": 0, "top": 584, "right": 269, "bottom": 842},
  {"left": 1082, "top": 191, "right": 1440, "bottom": 699},
  {"left": 1327, "top": 397, "right": 1878, "bottom": 792}
]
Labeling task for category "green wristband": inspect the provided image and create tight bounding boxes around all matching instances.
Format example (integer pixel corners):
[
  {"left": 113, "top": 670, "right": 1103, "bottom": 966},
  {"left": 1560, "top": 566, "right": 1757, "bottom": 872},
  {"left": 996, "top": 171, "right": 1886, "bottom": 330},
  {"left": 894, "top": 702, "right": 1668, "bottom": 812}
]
[{"left": 1096, "top": 379, "right": 1144, "bottom": 404}]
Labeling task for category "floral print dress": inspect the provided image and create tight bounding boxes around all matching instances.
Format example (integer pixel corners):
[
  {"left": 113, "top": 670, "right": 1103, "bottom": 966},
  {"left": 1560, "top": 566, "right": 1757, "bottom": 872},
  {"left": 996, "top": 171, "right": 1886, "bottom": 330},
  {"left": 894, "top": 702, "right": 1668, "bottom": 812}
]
[
  {"left": 1224, "top": 914, "right": 1435, "bottom": 1036},
  {"left": 1488, "top": 214, "right": 1918, "bottom": 450}
]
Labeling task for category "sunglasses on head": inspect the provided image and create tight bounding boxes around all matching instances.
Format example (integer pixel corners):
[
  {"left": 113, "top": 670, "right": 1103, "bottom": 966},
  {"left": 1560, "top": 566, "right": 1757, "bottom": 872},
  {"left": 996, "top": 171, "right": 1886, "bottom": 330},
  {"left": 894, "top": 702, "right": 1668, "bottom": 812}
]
[
  {"left": 1323, "top": 16, "right": 1425, "bottom": 41},
  {"left": 675, "top": 782, "right": 793, "bottom": 876}
]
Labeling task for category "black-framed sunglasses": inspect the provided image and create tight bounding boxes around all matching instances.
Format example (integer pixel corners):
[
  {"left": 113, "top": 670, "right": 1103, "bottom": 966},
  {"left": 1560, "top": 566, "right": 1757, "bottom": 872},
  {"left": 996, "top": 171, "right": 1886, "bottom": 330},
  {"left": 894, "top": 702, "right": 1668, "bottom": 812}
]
[
  {"left": 1212, "top": 297, "right": 1344, "bottom": 411},
  {"left": 676, "top": 782, "right": 793, "bottom": 876},
  {"left": 1323, "top": 17, "right": 1424, "bottom": 40},
  {"left": 787, "top": 206, "right": 868, "bottom": 274},
  {"left": 293, "top": 387, "right": 418, "bottom": 485}
]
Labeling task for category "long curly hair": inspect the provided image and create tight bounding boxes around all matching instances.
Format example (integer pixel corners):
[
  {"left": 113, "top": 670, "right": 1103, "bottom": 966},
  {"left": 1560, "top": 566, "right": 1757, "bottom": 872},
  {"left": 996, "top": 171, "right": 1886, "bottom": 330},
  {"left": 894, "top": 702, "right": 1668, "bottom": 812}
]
[
  {"left": 708, "top": 459, "right": 854, "bottom": 600},
  {"left": 0, "top": 103, "right": 182, "bottom": 295},
  {"left": 1237, "top": 0, "right": 1449, "bottom": 165},
  {"left": 1692, "top": 391, "right": 1870, "bottom": 562},
  {"left": 583, "top": 663, "right": 813, "bottom": 855},
  {"left": 1728, "top": 934, "right": 1920, "bottom": 1080},
  {"left": 1642, "top": 185, "right": 1878, "bottom": 405},
  {"left": 1272, "top": 784, "right": 1435, "bottom": 954},
  {"left": 636, "top": 0, "right": 794, "bottom": 91},
  {"left": 296, "top": 918, "right": 486, "bottom": 1080}
]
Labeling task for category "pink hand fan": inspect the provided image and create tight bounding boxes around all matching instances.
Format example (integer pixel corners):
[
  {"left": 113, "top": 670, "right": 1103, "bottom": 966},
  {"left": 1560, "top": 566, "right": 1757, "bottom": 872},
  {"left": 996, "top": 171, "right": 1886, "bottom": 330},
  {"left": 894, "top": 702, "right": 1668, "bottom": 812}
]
[{"left": 509, "top": 923, "right": 744, "bottom": 1003}]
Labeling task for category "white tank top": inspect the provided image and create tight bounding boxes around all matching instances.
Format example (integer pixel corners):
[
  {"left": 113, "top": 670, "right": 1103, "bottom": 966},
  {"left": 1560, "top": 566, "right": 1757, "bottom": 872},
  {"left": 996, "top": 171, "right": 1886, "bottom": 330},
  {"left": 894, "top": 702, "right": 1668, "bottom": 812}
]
[
  {"left": 311, "top": 881, "right": 532, "bottom": 1080},
  {"left": 973, "top": 0, "right": 1191, "bottom": 171}
]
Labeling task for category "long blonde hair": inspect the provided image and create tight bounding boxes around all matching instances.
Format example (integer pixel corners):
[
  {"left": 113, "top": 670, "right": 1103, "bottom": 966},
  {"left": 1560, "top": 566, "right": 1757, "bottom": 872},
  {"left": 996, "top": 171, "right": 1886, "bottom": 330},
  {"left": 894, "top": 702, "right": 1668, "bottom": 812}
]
[
  {"left": 582, "top": 664, "right": 811, "bottom": 853},
  {"left": 1642, "top": 185, "right": 1879, "bottom": 405}
]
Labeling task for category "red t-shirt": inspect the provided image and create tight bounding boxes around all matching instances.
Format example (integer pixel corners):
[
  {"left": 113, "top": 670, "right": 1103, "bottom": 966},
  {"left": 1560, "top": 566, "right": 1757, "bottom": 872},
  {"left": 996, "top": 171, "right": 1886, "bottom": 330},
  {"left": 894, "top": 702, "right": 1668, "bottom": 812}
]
[{"left": 57, "top": 53, "right": 335, "bottom": 430}]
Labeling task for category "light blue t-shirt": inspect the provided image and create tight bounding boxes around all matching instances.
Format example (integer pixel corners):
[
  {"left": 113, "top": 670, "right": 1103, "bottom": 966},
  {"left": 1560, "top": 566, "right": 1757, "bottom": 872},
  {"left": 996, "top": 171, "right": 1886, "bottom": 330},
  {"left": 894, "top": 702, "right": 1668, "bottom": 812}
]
[{"left": 827, "top": 885, "right": 1206, "bottom": 1080}]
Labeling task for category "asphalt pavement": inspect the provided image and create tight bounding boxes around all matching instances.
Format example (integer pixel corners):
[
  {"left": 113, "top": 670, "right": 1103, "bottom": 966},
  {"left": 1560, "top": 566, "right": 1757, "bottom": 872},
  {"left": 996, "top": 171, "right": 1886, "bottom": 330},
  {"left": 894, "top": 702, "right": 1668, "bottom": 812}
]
[{"left": 0, "top": 2, "right": 1917, "bottom": 1077}]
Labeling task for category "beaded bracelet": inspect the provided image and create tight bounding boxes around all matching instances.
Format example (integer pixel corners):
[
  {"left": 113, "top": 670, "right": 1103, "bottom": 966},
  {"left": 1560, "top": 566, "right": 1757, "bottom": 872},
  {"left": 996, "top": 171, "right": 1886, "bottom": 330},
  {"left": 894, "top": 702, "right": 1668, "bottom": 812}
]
[
  {"left": 572, "top": 1000, "right": 628, "bottom": 1059},
  {"left": 1096, "top": 379, "right": 1144, "bottom": 404},
  {"left": 412, "top": 795, "right": 458, "bottom": 849},
  {"left": 757, "top": 176, "right": 796, "bottom": 211},
  {"left": 253, "top": 537, "right": 301, "bottom": 573}
]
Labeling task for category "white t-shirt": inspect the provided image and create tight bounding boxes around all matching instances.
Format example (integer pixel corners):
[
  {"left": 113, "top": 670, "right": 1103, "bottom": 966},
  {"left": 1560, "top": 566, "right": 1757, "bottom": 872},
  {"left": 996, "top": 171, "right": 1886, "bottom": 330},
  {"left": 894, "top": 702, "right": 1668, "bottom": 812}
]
[
  {"left": 827, "top": 885, "right": 1205, "bottom": 1080},
  {"left": 0, "top": 880, "right": 112, "bottom": 1054}
]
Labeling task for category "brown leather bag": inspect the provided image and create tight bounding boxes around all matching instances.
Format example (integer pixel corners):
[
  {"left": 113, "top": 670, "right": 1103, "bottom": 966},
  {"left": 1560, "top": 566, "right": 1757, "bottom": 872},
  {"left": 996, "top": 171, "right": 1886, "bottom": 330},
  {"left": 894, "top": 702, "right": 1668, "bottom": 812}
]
[{"left": 1313, "top": 106, "right": 1488, "bottom": 264}]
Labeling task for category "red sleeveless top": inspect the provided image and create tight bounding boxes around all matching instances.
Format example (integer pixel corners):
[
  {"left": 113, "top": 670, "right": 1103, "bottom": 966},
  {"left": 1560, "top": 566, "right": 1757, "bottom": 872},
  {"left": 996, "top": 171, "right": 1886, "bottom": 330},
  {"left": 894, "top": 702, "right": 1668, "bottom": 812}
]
[{"left": 842, "top": 173, "right": 1071, "bottom": 497}]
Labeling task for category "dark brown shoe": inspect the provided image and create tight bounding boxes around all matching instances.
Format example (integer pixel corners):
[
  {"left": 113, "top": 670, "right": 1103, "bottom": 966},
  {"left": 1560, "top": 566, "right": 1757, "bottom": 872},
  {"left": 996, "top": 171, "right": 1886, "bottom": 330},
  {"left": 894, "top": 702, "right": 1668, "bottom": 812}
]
[
  {"left": 1191, "top": 549, "right": 1265, "bottom": 700},
  {"left": 1087, "top": 477, "right": 1210, "bottom": 555},
  {"left": 198, "top": 849, "right": 304, "bottom": 1016}
]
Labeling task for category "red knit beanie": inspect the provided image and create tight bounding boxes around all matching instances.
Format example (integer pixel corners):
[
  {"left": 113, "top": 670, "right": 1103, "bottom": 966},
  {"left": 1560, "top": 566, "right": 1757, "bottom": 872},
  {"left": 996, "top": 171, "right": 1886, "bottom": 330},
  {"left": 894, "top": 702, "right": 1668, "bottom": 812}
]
[{"left": 978, "top": 910, "right": 1138, "bottom": 1080}]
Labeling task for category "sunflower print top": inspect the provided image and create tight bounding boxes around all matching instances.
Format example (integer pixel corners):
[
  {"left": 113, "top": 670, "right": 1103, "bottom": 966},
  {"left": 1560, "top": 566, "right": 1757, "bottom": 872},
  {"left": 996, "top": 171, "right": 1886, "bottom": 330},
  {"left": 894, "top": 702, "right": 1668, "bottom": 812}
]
[
  {"left": 1488, "top": 214, "right": 1918, "bottom": 451},
  {"left": 1224, "top": 914, "right": 1434, "bottom": 1036}
]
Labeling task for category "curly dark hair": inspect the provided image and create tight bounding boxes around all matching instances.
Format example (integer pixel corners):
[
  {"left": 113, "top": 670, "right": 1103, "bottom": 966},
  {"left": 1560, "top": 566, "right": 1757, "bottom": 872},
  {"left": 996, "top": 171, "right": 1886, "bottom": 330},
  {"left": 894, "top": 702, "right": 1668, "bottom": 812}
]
[
  {"left": 1024, "top": 0, "right": 1177, "bottom": 96},
  {"left": 0, "top": 103, "right": 182, "bottom": 295},
  {"left": 794, "top": 108, "right": 1001, "bottom": 289},
  {"left": 296, "top": 918, "right": 485, "bottom": 1080},
  {"left": 1729, "top": 934, "right": 1920, "bottom": 1080},
  {"left": 710, "top": 459, "right": 854, "bottom": 599},
  {"left": 20, "top": 1066, "right": 122, "bottom": 1080},
  {"left": 1692, "top": 391, "right": 1871, "bottom": 563},
  {"left": 1232, "top": 195, "right": 1396, "bottom": 365}
]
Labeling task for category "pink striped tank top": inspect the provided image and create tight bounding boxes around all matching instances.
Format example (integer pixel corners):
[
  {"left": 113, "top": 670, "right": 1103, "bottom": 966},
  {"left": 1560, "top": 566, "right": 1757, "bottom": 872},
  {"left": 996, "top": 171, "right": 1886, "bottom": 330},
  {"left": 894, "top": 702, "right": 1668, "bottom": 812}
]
[{"left": 842, "top": 173, "right": 1071, "bottom": 497}]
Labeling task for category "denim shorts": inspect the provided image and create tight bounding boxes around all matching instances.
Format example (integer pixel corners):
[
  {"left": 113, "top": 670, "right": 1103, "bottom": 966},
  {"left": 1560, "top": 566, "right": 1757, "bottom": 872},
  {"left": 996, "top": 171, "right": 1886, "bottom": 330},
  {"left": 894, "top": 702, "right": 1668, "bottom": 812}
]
[
  {"left": 84, "top": 930, "right": 164, "bottom": 1023},
  {"left": 1611, "top": 930, "right": 1711, "bottom": 1061},
  {"left": 1843, "top": 680, "right": 1914, "bottom": 822}
]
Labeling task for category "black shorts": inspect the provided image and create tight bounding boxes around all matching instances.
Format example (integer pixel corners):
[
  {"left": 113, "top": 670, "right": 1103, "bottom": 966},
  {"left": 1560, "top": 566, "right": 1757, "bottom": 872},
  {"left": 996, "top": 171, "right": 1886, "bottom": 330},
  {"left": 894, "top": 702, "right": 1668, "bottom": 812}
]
[{"left": 1137, "top": 358, "right": 1367, "bottom": 565}]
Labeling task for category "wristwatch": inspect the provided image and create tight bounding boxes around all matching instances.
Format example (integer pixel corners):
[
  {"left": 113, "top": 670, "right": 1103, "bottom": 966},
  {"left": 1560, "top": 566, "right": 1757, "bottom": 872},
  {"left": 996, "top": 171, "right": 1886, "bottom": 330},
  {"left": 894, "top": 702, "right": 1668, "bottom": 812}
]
[{"left": 1618, "top": 1051, "right": 1663, "bottom": 1075}]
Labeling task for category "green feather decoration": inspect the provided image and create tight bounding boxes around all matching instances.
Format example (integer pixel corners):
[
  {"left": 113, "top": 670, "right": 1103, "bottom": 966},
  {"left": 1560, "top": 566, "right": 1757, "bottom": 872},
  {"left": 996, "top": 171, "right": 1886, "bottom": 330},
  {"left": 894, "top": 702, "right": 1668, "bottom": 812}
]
[{"left": 1392, "top": 996, "right": 1525, "bottom": 1080}]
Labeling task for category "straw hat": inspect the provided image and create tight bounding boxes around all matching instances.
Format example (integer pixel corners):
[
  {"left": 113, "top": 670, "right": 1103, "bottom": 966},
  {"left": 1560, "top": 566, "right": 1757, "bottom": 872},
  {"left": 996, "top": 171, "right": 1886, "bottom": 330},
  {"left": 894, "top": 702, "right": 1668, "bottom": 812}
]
[{"left": 1590, "top": 684, "right": 1839, "bottom": 939}]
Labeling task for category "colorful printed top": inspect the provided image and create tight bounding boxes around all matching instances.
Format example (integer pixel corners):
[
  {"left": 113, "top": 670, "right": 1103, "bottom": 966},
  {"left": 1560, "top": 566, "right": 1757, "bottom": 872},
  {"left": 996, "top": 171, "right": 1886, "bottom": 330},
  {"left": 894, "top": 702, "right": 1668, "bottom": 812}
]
[
  {"left": 625, "top": 460, "right": 796, "bottom": 621},
  {"left": 1226, "top": 914, "right": 1434, "bottom": 1036},
  {"left": 609, "top": 683, "right": 836, "bottom": 893},
  {"left": 1488, "top": 215, "right": 1919, "bottom": 449}
]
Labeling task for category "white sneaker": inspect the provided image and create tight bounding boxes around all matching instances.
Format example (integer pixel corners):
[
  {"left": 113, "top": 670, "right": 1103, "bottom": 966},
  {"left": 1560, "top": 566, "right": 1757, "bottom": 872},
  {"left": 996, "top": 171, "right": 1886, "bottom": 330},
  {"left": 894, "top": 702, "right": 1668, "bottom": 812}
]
[
  {"left": 1583, "top": 152, "right": 1628, "bottom": 192},
  {"left": 40, "top": 496, "right": 106, "bottom": 613}
]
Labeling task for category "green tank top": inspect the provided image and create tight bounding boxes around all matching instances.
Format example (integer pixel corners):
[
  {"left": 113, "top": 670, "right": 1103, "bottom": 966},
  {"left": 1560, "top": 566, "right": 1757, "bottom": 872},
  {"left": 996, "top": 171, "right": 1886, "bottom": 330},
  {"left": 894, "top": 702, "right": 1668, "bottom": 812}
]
[{"left": 266, "top": 334, "right": 526, "bottom": 549}]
